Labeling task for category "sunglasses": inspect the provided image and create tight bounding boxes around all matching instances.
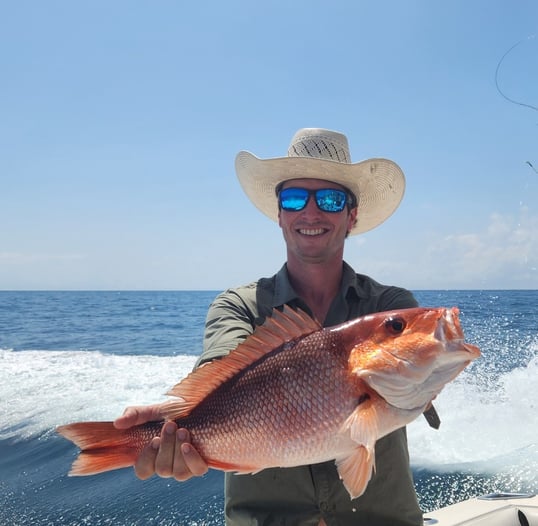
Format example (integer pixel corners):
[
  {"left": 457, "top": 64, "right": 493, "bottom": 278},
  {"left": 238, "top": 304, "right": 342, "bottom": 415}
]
[{"left": 278, "top": 187, "right": 355, "bottom": 213}]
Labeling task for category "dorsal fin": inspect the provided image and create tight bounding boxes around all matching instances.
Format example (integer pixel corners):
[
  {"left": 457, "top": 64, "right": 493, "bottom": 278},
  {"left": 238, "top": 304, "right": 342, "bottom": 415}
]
[{"left": 162, "top": 306, "right": 320, "bottom": 421}]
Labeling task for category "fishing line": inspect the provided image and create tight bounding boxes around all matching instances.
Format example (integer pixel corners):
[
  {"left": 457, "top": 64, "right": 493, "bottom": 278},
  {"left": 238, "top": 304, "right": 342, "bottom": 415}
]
[
  {"left": 495, "top": 35, "right": 538, "bottom": 113},
  {"left": 526, "top": 161, "right": 538, "bottom": 175}
]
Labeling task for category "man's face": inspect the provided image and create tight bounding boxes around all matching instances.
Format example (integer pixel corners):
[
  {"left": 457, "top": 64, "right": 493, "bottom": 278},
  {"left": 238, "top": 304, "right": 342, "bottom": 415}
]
[{"left": 278, "top": 178, "right": 358, "bottom": 264}]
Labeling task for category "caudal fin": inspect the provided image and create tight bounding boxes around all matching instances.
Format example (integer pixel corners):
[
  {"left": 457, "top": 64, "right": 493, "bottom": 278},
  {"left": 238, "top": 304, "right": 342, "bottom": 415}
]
[{"left": 57, "top": 422, "right": 140, "bottom": 476}]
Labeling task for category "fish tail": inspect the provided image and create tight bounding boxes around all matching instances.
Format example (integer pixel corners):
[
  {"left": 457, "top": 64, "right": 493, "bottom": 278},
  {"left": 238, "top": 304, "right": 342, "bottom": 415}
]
[
  {"left": 67, "top": 446, "right": 139, "bottom": 476},
  {"left": 57, "top": 422, "right": 141, "bottom": 476}
]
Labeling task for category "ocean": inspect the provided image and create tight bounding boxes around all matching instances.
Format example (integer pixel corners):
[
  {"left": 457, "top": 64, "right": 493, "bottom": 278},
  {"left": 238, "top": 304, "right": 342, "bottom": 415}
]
[{"left": 1, "top": 290, "right": 536, "bottom": 525}]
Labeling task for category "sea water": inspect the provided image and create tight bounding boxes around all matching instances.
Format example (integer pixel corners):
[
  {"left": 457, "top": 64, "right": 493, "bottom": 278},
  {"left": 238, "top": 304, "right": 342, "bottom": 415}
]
[{"left": 0, "top": 290, "right": 536, "bottom": 524}]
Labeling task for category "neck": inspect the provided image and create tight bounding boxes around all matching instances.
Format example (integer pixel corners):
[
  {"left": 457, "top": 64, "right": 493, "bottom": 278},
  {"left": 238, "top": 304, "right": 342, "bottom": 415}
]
[{"left": 286, "top": 257, "right": 344, "bottom": 324}]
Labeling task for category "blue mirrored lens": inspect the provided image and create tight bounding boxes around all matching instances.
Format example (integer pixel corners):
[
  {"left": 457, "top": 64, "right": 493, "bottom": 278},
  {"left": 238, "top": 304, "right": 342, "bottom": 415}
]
[
  {"left": 279, "top": 188, "right": 348, "bottom": 213},
  {"left": 279, "top": 188, "right": 310, "bottom": 211},
  {"left": 315, "top": 189, "right": 347, "bottom": 212}
]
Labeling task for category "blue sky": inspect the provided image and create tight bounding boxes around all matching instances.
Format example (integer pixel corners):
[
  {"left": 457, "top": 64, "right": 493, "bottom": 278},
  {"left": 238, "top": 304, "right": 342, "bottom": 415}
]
[{"left": 1, "top": 1, "right": 537, "bottom": 290}]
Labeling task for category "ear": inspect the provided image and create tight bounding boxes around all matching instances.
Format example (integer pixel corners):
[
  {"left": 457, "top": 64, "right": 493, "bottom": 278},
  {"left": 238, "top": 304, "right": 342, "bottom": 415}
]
[{"left": 347, "top": 207, "right": 358, "bottom": 234}]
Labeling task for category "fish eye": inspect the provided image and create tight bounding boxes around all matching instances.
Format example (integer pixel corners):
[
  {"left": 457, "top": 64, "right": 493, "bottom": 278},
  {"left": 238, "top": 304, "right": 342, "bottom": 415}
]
[{"left": 385, "top": 316, "right": 406, "bottom": 335}]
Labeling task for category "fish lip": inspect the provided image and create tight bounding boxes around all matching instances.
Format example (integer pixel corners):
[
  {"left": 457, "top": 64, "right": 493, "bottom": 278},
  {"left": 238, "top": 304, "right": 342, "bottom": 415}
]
[
  {"left": 464, "top": 343, "right": 481, "bottom": 359},
  {"left": 435, "top": 308, "right": 480, "bottom": 359},
  {"left": 435, "top": 307, "right": 467, "bottom": 342},
  {"left": 446, "top": 340, "right": 481, "bottom": 359}
]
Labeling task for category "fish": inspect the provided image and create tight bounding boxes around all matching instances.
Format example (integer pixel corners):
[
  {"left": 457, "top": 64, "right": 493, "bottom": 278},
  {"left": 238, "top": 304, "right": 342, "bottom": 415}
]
[{"left": 57, "top": 305, "right": 480, "bottom": 499}]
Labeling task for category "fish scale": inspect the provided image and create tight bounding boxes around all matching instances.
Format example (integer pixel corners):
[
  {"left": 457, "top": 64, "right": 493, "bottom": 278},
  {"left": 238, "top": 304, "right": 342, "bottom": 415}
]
[{"left": 179, "top": 329, "right": 358, "bottom": 469}]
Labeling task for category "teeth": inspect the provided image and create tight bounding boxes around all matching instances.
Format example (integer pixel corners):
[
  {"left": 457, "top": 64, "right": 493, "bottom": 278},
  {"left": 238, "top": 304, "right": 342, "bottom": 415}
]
[{"left": 299, "top": 228, "right": 325, "bottom": 236}]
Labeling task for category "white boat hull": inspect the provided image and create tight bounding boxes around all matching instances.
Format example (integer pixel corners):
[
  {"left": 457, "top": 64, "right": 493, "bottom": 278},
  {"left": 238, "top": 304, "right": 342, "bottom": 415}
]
[{"left": 424, "top": 493, "right": 538, "bottom": 525}]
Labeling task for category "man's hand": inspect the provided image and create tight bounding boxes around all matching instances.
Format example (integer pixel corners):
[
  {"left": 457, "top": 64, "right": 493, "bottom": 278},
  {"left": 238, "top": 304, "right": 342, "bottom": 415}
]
[
  {"left": 114, "top": 404, "right": 163, "bottom": 429},
  {"left": 114, "top": 405, "right": 209, "bottom": 481}
]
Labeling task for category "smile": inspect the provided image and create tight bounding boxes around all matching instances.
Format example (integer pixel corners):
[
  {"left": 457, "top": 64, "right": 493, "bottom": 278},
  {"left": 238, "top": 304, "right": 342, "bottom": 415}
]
[{"left": 298, "top": 228, "right": 327, "bottom": 236}]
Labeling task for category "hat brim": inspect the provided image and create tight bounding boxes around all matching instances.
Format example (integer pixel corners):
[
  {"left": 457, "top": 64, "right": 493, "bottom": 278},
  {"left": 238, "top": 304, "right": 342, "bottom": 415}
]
[{"left": 235, "top": 151, "right": 405, "bottom": 235}]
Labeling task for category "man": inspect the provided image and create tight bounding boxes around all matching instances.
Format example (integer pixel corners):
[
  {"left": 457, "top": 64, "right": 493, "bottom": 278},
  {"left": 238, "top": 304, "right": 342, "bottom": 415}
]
[{"left": 115, "top": 128, "right": 423, "bottom": 525}]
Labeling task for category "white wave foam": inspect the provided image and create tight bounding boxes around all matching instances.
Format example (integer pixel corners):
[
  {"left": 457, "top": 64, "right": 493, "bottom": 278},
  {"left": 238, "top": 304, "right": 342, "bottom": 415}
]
[
  {"left": 408, "top": 352, "right": 538, "bottom": 479},
  {"left": 0, "top": 348, "right": 196, "bottom": 440},
  {"left": 2, "top": 346, "right": 537, "bottom": 486}
]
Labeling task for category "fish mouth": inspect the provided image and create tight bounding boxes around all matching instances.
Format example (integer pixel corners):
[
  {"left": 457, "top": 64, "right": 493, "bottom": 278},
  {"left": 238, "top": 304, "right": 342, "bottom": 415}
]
[
  {"left": 434, "top": 307, "right": 467, "bottom": 344},
  {"left": 436, "top": 308, "right": 481, "bottom": 360}
]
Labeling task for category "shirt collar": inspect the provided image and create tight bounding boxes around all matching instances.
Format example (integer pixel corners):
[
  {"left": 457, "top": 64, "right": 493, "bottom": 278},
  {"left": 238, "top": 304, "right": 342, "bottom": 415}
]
[
  {"left": 272, "top": 260, "right": 367, "bottom": 308},
  {"left": 272, "top": 264, "right": 300, "bottom": 307}
]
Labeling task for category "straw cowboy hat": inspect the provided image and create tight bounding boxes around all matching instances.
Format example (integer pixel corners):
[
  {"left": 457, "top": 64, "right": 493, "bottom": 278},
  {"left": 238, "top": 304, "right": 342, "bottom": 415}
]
[{"left": 235, "top": 128, "right": 406, "bottom": 235}]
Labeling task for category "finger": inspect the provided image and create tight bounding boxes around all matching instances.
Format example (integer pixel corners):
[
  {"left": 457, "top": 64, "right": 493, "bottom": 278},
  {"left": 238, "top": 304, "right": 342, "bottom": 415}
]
[
  {"left": 173, "top": 429, "right": 208, "bottom": 481},
  {"left": 171, "top": 428, "right": 192, "bottom": 481},
  {"left": 114, "top": 405, "right": 163, "bottom": 429},
  {"left": 113, "top": 407, "right": 139, "bottom": 429},
  {"left": 134, "top": 436, "right": 160, "bottom": 480},
  {"left": 181, "top": 441, "right": 208, "bottom": 478},
  {"left": 154, "top": 421, "right": 178, "bottom": 478}
]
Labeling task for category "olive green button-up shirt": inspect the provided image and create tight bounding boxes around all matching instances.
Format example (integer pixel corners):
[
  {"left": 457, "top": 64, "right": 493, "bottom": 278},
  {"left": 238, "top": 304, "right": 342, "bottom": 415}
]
[{"left": 199, "top": 262, "right": 423, "bottom": 526}]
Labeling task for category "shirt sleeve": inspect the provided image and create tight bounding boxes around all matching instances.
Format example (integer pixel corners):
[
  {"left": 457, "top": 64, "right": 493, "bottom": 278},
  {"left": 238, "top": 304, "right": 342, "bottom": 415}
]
[{"left": 195, "top": 286, "right": 259, "bottom": 368}]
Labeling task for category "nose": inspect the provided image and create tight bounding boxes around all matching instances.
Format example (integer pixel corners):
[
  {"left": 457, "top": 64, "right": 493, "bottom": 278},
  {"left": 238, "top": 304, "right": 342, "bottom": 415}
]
[{"left": 301, "top": 194, "right": 324, "bottom": 217}]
